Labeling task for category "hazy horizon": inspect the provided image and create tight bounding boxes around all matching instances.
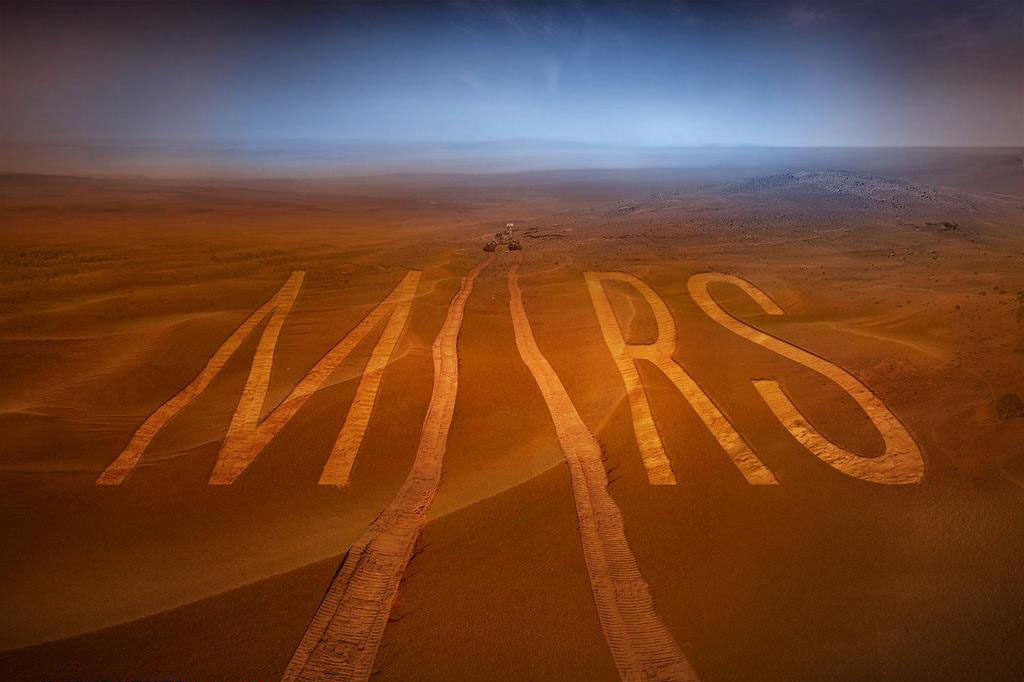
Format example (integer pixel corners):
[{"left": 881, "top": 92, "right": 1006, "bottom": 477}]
[
  {"left": 3, "top": 0, "right": 1021, "bottom": 172},
  {"left": 2, "top": 139, "right": 1020, "bottom": 182}
]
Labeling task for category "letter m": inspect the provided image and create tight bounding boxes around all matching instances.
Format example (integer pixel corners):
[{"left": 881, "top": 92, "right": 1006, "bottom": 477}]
[{"left": 97, "top": 270, "right": 420, "bottom": 486}]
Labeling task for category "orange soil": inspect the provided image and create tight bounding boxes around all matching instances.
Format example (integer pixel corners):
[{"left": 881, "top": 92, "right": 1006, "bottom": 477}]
[{"left": 2, "top": 166, "right": 1023, "bottom": 682}]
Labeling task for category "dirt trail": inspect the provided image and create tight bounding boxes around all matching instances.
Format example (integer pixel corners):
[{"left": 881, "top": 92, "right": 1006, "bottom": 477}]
[
  {"left": 687, "top": 272, "right": 924, "bottom": 484},
  {"left": 281, "top": 256, "right": 492, "bottom": 682},
  {"left": 509, "top": 258, "right": 700, "bottom": 682},
  {"left": 585, "top": 272, "right": 777, "bottom": 486}
]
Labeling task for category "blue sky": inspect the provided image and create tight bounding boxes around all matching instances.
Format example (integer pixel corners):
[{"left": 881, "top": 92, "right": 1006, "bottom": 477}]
[{"left": 2, "top": 1, "right": 1021, "bottom": 147}]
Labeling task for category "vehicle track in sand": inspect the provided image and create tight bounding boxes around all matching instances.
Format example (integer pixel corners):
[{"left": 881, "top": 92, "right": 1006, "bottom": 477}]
[
  {"left": 687, "top": 272, "right": 924, "bottom": 484},
  {"left": 509, "top": 257, "right": 701, "bottom": 682},
  {"left": 281, "top": 256, "right": 492, "bottom": 682}
]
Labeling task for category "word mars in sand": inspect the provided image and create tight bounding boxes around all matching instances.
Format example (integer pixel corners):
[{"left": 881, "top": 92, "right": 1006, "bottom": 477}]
[{"left": 2, "top": 2, "right": 1023, "bottom": 682}]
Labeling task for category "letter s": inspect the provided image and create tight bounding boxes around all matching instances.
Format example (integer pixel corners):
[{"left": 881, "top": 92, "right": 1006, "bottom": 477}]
[{"left": 687, "top": 273, "right": 924, "bottom": 485}]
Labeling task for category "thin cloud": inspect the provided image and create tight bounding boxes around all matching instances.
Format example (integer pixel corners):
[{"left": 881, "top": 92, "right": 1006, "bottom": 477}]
[
  {"left": 787, "top": 3, "right": 834, "bottom": 27},
  {"left": 456, "top": 69, "right": 488, "bottom": 94}
]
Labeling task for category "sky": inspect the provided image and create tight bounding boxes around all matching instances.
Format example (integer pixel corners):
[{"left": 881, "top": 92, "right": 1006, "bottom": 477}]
[{"left": 1, "top": 0, "right": 1021, "bottom": 151}]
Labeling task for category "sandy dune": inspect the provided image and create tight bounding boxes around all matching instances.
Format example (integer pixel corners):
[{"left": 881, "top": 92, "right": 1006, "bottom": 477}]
[{"left": 2, "top": 156, "right": 1023, "bottom": 681}]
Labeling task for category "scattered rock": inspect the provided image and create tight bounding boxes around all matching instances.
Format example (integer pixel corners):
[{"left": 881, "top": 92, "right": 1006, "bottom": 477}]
[{"left": 996, "top": 393, "right": 1024, "bottom": 421}]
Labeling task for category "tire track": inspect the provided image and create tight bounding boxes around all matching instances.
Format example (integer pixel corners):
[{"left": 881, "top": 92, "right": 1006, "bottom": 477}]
[
  {"left": 281, "top": 256, "right": 492, "bottom": 682},
  {"left": 687, "top": 272, "right": 924, "bottom": 484},
  {"left": 509, "top": 258, "right": 700, "bottom": 682}
]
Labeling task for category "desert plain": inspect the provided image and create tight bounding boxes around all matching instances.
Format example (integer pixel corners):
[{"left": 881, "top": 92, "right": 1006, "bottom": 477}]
[{"left": 1, "top": 148, "right": 1023, "bottom": 682}]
